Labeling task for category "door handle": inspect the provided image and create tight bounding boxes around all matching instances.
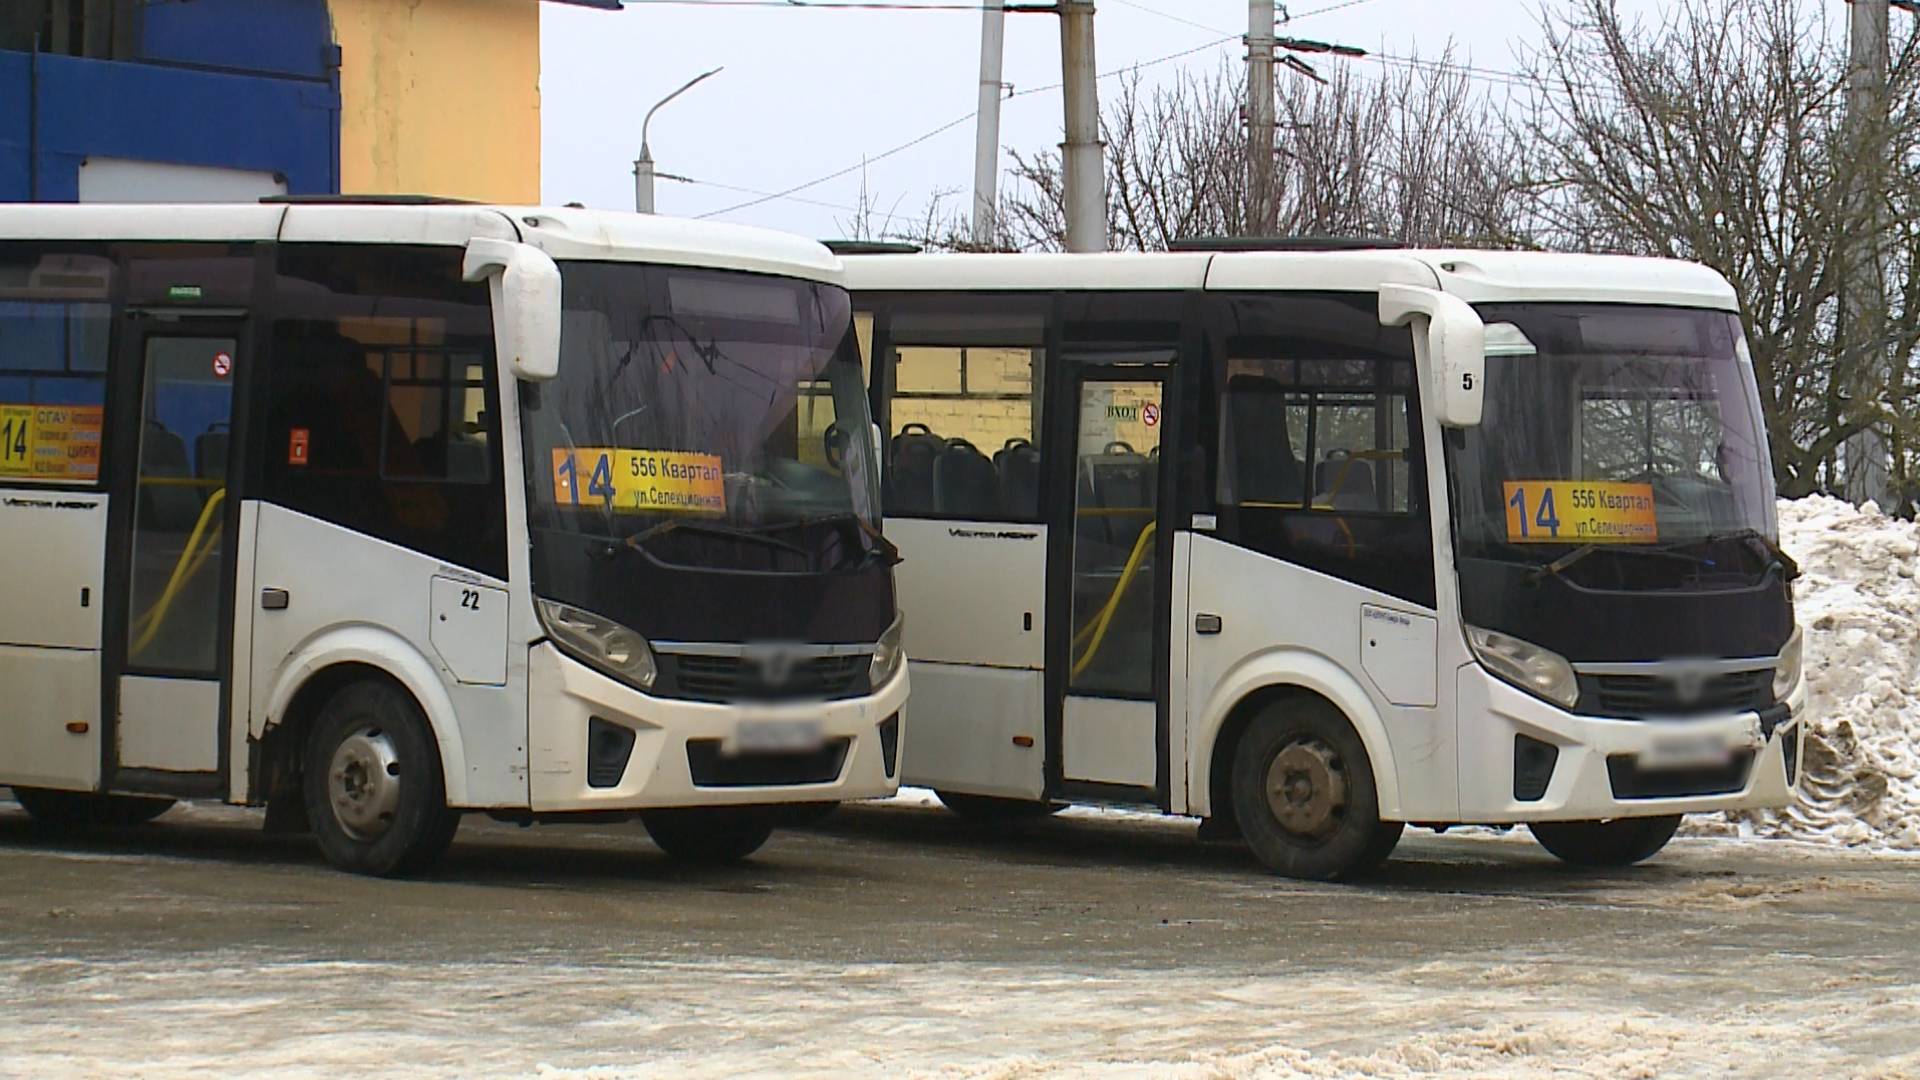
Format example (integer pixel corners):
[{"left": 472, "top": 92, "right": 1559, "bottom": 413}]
[
  {"left": 261, "top": 587, "right": 289, "bottom": 611},
  {"left": 1195, "top": 613, "right": 1222, "bottom": 635}
]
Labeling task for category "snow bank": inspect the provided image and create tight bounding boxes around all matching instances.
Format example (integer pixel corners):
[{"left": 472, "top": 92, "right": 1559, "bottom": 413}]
[{"left": 1691, "top": 495, "right": 1920, "bottom": 849}]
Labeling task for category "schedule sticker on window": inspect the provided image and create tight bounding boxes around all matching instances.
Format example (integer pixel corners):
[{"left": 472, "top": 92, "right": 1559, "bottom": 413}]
[
  {"left": 551, "top": 448, "right": 726, "bottom": 514},
  {"left": 0, "top": 404, "right": 104, "bottom": 481},
  {"left": 1503, "top": 480, "right": 1657, "bottom": 544}
]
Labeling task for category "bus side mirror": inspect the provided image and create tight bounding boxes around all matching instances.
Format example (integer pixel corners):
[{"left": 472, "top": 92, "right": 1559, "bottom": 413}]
[
  {"left": 1379, "top": 284, "right": 1485, "bottom": 428},
  {"left": 464, "top": 238, "right": 562, "bottom": 382}
]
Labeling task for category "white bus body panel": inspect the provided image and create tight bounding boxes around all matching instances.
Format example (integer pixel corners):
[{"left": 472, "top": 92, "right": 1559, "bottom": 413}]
[
  {"left": 117, "top": 676, "right": 219, "bottom": 772},
  {"left": 1061, "top": 696, "right": 1156, "bottom": 787},
  {"left": 526, "top": 643, "right": 908, "bottom": 811},
  {"left": 1185, "top": 534, "right": 1458, "bottom": 823},
  {"left": 247, "top": 503, "right": 525, "bottom": 808},
  {"left": 0, "top": 490, "right": 108, "bottom": 790},
  {"left": 886, "top": 518, "right": 1049, "bottom": 797}
]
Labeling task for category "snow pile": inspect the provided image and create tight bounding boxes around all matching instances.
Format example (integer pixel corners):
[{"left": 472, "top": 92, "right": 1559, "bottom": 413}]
[{"left": 1693, "top": 495, "right": 1920, "bottom": 849}]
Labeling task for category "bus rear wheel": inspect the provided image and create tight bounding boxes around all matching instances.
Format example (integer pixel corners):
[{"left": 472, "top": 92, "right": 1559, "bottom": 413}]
[
  {"left": 935, "top": 791, "right": 1067, "bottom": 820},
  {"left": 1529, "top": 815, "right": 1681, "bottom": 867},
  {"left": 302, "top": 680, "right": 460, "bottom": 877},
  {"left": 1230, "top": 698, "right": 1402, "bottom": 881},
  {"left": 641, "top": 807, "right": 776, "bottom": 863},
  {"left": 10, "top": 787, "right": 174, "bottom": 829}
]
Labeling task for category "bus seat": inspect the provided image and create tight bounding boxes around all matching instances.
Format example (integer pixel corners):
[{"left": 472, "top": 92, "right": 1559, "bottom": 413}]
[
  {"left": 1227, "top": 377, "right": 1303, "bottom": 505},
  {"left": 933, "top": 438, "right": 1000, "bottom": 519},
  {"left": 889, "top": 422, "right": 942, "bottom": 515},
  {"left": 194, "top": 422, "right": 229, "bottom": 480},
  {"left": 1076, "top": 443, "right": 1152, "bottom": 563},
  {"left": 138, "top": 420, "right": 201, "bottom": 531},
  {"left": 993, "top": 437, "right": 1040, "bottom": 517},
  {"left": 1315, "top": 452, "right": 1379, "bottom": 510}
]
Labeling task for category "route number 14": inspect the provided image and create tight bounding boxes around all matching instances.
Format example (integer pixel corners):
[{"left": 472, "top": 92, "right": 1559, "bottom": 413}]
[{"left": 1508, "top": 484, "right": 1561, "bottom": 539}]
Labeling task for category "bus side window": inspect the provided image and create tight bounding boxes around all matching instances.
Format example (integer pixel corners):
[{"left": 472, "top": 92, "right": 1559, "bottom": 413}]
[
  {"left": 1210, "top": 294, "right": 1436, "bottom": 610},
  {"left": 879, "top": 301, "right": 1048, "bottom": 522},
  {"left": 261, "top": 246, "right": 507, "bottom": 580},
  {"left": 0, "top": 247, "right": 114, "bottom": 486}
]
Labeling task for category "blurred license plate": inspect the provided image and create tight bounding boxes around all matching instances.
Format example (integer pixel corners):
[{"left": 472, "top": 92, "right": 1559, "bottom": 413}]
[
  {"left": 1641, "top": 732, "right": 1737, "bottom": 769},
  {"left": 731, "top": 719, "right": 825, "bottom": 756}
]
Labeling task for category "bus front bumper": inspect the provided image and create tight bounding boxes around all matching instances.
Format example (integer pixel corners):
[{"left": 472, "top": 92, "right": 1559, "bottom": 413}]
[
  {"left": 527, "top": 641, "right": 907, "bottom": 812},
  {"left": 1452, "top": 662, "right": 1804, "bottom": 824}
]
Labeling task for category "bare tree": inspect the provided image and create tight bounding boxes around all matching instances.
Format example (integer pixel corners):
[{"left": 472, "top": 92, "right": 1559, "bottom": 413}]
[
  {"left": 1513, "top": 0, "right": 1920, "bottom": 505},
  {"left": 991, "top": 54, "right": 1526, "bottom": 253}
]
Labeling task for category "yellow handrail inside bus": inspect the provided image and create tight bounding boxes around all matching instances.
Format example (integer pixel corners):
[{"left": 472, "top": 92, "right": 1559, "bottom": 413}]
[
  {"left": 130, "top": 487, "right": 226, "bottom": 655},
  {"left": 1071, "top": 519, "right": 1156, "bottom": 678}
]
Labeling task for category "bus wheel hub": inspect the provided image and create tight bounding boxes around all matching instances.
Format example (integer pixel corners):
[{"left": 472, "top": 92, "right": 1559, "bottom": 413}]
[
  {"left": 1266, "top": 741, "right": 1347, "bottom": 838},
  {"left": 328, "top": 727, "right": 403, "bottom": 841}
]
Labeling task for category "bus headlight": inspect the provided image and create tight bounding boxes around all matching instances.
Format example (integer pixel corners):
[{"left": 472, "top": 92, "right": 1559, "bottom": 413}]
[
  {"left": 537, "top": 598, "right": 657, "bottom": 690},
  {"left": 870, "top": 614, "right": 905, "bottom": 688},
  {"left": 1773, "top": 626, "right": 1804, "bottom": 702},
  {"left": 1467, "top": 625, "right": 1579, "bottom": 709}
]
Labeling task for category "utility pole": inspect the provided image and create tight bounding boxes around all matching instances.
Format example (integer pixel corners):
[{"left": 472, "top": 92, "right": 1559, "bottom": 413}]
[
  {"left": 1058, "top": 0, "right": 1107, "bottom": 252},
  {"left": 972, "top": 0, "right": 1008, "bottom": 247},
  {"left": 1842, "top": 0, "right": 1894, "bottom": 507},
  {"left": 1246, "top": 0, "right": 1276, "bottom": 236}
]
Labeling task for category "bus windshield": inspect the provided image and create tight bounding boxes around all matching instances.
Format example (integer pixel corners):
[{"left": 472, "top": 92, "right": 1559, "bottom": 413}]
[
  {"left": 522, "top": 263, "right": 882, "bottom": 574},
  {"left": 1448, "top": 303, "right": 1779, "bottom": 590}
]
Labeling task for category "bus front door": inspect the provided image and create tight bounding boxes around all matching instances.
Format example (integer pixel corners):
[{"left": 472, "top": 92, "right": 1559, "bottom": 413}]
[
  {"left": 104, "top": 323, "right": 243, "bottom": 790},
  {"left": 1051, "top": 361, "right": 1173, "bottom": 798}
]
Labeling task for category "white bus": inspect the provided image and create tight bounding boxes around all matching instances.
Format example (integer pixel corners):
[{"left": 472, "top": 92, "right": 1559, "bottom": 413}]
[
  {"left": 844, "top": 242, "right": 1803, "bottom": 880},
  {"left": 0, "top": 201, "right": 906, "bottom": 876}
]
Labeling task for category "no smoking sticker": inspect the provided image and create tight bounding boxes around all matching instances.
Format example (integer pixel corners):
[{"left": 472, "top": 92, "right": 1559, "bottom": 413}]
[
  {"left": 1141, "top": 402, "right": 1160, "bottom": 427},
  {"left": 212, "top": 352, "right": 233, "bottom": 378}
]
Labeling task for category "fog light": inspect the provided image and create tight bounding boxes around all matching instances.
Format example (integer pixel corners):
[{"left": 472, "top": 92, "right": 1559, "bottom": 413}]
[
  {"left": 587, "top": 717, "right": 636, "bottom": 789},
  {"left": 1514, "top": 733, "right": 1559, "bottom": 802},
  {"left": 878, "top": 714, "right": 900, "bottom": 779}
]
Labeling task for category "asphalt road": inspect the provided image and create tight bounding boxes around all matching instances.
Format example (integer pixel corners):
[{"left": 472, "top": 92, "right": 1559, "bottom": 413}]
[{"left": 1, "top": 792, "right": 1915, "bottom": 1078}]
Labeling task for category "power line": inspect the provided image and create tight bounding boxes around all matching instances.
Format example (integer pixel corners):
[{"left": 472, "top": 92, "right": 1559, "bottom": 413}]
[{"left": 697, "top": 32, "right": 1238, "bottom": 219}]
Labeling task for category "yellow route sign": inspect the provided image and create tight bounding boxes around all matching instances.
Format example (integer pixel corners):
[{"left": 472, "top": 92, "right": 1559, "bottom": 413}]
[
  {"left": 550, "top": 447, "right": 726, "bottom": 514},
  {"left": 0, "top": 404, "right": 103, "bottom": 482},
  {"left": 1503, "top": 480, "right": 1658, "bottom": 544}
]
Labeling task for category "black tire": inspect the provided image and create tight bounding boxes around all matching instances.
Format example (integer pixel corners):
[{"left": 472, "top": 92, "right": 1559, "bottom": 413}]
[
  {"left": 641, "top": 807, "right": 776, "bottom": 863},
  {"left": 301, "top": 680, "right": 460, "bottom": 877},
  {"left": 1529, "top": 815, "right": 1681, "bottom": 867},
  {"left": 934, "top": 790, "right": 1067, "bottom": 821},
  {"left": 1230, "top": 697, "right": 1402, "bottom": 881},
  {"left": 10, "top": 787, "right": 174, "bottom": 829}
]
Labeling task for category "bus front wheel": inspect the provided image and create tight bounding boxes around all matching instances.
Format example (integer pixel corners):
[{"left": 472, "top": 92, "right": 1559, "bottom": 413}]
[
  {"left": 1229, "top": 698, "right": 1402, "bottom": 881},
  {"left": 1529, "top": 815, "right": 1681, "bottom": 867},
  {"left": 301, "top": 680, "right": 461, "bottom": 877},
  {"left": 10, "top": 787, "right": 174, "bottom": 829},
  {"left": 641, "top": 807, "right": 776, "bottom": 863}
]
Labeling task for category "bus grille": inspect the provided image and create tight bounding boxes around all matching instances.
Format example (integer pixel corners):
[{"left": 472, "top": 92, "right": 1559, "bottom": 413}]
[
  {"left": 686, "top": 738, "right": 851, "bottom": 787},
  {"left": 663, "top": 653, "right": 869, "bottom": 703},
  {"left": 1580, "top": 669, "right": 1773, "bottom": 719}
]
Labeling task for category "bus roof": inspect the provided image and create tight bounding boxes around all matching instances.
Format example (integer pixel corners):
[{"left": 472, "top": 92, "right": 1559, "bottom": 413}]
[
  {"left": 841, "top": 247, "right": 1739, "bottom": 312},
  {"left": 0, "top": 202, "right": 843, "bottom": 284}
]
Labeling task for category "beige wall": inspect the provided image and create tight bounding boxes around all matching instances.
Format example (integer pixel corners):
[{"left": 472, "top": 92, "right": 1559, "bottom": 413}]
[{"left": 330, "top": 0, "right": 541, "bottom": 203}]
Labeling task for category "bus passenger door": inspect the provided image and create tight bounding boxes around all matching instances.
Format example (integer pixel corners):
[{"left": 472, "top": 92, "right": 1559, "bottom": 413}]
[
  {"left": 1051, "top": 361, "right": 1173, "bottom": 798},
  {"left": 104, "top": 322, "right": 243, "bottom": 788}
]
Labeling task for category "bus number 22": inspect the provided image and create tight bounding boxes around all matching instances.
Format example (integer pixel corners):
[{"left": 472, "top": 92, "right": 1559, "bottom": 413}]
[{"left": 1509, "top": 485, "right": 1562, "bottom": 539}]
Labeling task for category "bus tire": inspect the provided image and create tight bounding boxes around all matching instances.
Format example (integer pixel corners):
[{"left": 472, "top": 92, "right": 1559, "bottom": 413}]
[
  {"left": 1529, "top": 815, "right": 1681, "bottom": 867},
  {"left": 302, "top": 680, "right": 460, "bottom": 877},
  {"left": 641, "top": 807, "right": 776, "bottom": 863},
  {"left": 1230, "top": 697, "right": 1402, "bottom": 881},
  {"left": 10, "top": 787, "right": 174, "bottom": 829},
  {"left": 934, "top": 791, "right": 1067, "bottom": 820}
]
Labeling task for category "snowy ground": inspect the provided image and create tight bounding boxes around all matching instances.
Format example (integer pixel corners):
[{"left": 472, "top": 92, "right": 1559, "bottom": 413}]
[
  {"left": 2, "top": 800, "right": 1918, "bottom": 1079},
  {"left": 1688, "top": 496, "right": 1920, "bottom": 850}
]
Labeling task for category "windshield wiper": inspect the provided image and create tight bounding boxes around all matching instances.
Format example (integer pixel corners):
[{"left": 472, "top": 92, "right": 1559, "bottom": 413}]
[
  {"left": 761, "top": 511, "right": 902, "bottom": 567},
  {"left": 1526, "top": 543, "right": 1708, "bottom": 585},
  {"left": 1677, "top": 528, "right": 1800, "bottom": 582},
  {"left": 625, "top": 519, "right": 810, "bottom": 561}
]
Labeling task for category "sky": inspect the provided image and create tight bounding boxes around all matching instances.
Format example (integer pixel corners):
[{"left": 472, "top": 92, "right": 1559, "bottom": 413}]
[{"left": 537, "top": 0, "right": 1674, "bottom": 240}]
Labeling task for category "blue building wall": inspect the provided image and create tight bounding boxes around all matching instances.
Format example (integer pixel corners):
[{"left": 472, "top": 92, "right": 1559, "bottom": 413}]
[{"left": 0, "top": 0, "right": 339, "bottom": 203}]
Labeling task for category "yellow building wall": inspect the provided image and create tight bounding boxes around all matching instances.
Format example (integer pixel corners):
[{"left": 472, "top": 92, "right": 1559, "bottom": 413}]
[{"left": 330, "top": 0, "right": 541, "bottom": 203}]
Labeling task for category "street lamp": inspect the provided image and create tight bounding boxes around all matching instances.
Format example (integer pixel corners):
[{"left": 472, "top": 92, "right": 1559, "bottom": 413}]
[{"left": 634, "top": 66, "right": 723, "bottom": 214}]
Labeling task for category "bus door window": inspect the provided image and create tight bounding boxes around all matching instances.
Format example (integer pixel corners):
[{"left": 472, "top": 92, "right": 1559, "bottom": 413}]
[
  {"left": 126, "top": 335, "right": 236, "bottom": 672},
  {"left": 1068, "top": 376, "right": 1162, "bottom": 697}
]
